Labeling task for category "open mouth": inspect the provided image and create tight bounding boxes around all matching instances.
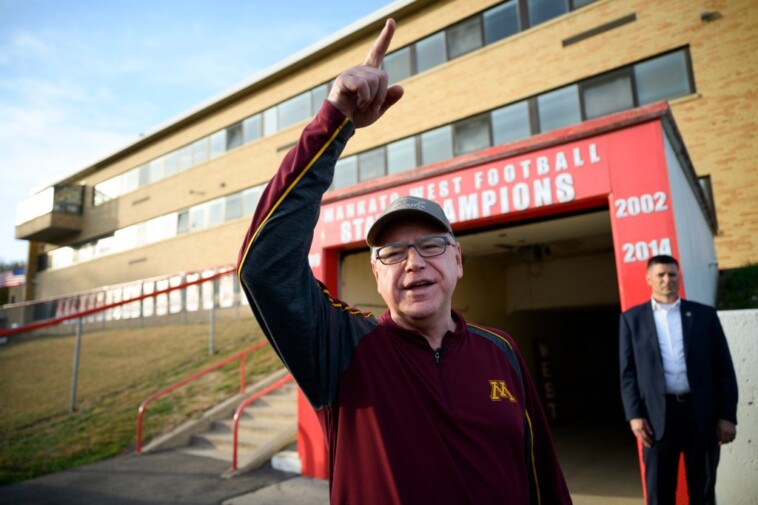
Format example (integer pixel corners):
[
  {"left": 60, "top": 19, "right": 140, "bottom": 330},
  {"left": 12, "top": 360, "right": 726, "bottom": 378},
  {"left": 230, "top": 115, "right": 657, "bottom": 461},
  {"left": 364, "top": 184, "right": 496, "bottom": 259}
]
[{"left": 405, "top": 280, "right": 434, "bottom": 290}]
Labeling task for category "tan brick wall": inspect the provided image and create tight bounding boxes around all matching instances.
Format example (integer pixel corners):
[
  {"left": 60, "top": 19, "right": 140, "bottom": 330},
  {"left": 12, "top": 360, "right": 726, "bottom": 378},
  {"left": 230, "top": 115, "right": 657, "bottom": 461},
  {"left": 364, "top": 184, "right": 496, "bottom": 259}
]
[{"left": 32, "top": 0, "right": 758, "bottom": 298}]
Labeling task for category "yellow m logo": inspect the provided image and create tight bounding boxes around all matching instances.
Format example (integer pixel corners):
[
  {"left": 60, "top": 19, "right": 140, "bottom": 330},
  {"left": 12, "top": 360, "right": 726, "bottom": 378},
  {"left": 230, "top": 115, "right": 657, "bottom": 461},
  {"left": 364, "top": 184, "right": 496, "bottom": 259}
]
[{"left": 489, "top": 380, "right": 516, "bottom": 402}]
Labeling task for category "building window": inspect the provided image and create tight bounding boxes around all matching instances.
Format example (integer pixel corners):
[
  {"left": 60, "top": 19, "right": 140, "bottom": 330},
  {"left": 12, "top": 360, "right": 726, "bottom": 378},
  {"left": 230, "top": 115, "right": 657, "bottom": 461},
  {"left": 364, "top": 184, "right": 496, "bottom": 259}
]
[
  {"left": 492, "top": 100, "right": 531, "bottom": 144},
  {"left": 634, "top": 50, "right": 692, "bottom": 105},
  {"left": 358, "top": 147, "right": 386, "bottom": 182},
  {"left": 454, "top": 114, "right": 491, "bottom": 155},
  {"left": 415, "top": 32, "right": 447, "bottom": 74},
  {"left": 225, "top": 192, "right": 243, "bottom": 221},
  {"left": 421, "top": 125, "right": 453, "bottom": 166},
  {"left": 207, "top": 198, "right": 224, "bottom": 227},
  {"left": 164, "top": 151, "right": 179, "bottom": 176},
  {"left": 226, "top": 122, "right": 243, "bottom": 150},
  {"left": 484, "top": 1, "right": 520, "bottom": 44},
  {"left": 177, "top": 211, "right": 189, "bottom": 234},
  {"left": 177, "top": 145, "right": 193, "bottom": 172},
  {"left": 310, "top": 84, "right": 329, "bottom": 114},
  {"left": 193, "top": 137, "right": 209, "bottom": 165},
  {"left": 93, "top": 178, "right": 120, "bottom": 206},
  {"left": 537, "top": 84, "right": 581, "bottom": 132},
  {"left": 189, "top": 205, "right": 207, "bottom": 232},
  {"left": 210, "top": 130, "right": 226, "bottom": 159},
  {"left": 243, "top": 115, "right": 262, "bottom": 143},
  {"left": 138, "top": 164, "right": 150, "bottom": 186},
  {"left": 263, "top": 107, "right": 278, "bottom": 136},
  {"left": 242, "top": 186, "right": 263, "bottom": 216},
  {"left": 120, "top": 168, "right": 139, "bottom": 195},
  {"left": 384, "top": 46, "right": 413, "bottom": 84},
  {"left": 582, "top": 71, "right": 634, "bottom": 120},
  {"left": 332, "top": 157, "right": 358, "bottom": 190},
  {"left": 448, "top": 16, "right": 483, "bottom": 60},
  {"left": 527, "top": 0, "right": 568, "bottom": 27},
  {"left": 278, "top": 92, "right": 311, "bottom": 130},
  {"left": 149, "top": 157, "right": 165, "bottom": 183},
  {"left": 387, "top": 137, "right": 417, "bottom": 175}
]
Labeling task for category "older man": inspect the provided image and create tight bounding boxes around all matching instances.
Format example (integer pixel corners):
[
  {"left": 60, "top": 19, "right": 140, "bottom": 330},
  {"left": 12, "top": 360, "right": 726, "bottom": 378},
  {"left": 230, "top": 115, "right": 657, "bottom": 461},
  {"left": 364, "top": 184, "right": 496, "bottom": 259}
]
[{"left": 237, "top": 19, "right": 571, "bottom": 504}]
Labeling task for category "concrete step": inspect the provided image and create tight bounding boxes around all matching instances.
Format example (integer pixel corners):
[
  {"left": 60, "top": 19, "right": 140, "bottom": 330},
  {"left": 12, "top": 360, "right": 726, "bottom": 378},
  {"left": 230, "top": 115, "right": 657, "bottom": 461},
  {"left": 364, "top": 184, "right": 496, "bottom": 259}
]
[{"left": 176, "top": 375, "right": 298, "bottom": 475}]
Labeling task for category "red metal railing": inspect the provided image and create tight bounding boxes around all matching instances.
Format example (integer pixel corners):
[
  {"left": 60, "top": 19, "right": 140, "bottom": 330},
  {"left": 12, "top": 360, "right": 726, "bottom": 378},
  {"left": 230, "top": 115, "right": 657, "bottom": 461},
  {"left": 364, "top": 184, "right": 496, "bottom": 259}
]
[
  {"left": 0, "top": 265, "right": 236, "bottom": 338},
  {"left": 231, "top": 373, "right": 295, "bottom": 471},
  {"left": 135, "top": 340, "right": 269, "bottom": 453}
]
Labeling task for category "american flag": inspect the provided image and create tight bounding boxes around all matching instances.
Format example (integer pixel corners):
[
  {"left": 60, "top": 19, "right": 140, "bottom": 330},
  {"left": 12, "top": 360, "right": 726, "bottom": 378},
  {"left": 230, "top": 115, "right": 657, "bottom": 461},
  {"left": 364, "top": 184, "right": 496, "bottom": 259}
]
[{"left": 0, "top": 268, "right": 25, "bottom": 288}]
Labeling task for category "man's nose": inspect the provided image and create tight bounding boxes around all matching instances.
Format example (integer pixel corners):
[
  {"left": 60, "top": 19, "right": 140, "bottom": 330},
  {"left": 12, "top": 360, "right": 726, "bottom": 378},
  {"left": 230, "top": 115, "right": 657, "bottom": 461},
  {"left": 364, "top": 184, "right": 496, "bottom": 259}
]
[{"left": 405, "top": 246, "right": 426, "bottom": 270}]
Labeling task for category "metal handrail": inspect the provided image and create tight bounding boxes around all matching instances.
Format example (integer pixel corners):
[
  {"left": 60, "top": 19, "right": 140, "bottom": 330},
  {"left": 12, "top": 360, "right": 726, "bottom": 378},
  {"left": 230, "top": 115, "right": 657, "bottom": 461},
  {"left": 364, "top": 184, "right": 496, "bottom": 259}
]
[
  {"left": 135, "top": 340, "right": 269, "bottom": 453},
  {"left": 0, "top": 265, "right": 236, "bottom": 338},
  {"left": 231, "top": 373, "right": 295, "bottom": 471}
]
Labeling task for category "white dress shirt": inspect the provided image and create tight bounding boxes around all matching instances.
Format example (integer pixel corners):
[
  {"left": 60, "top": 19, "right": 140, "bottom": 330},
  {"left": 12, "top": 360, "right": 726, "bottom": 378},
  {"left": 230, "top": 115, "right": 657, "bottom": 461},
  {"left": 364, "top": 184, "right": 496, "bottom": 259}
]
[{"left": 651, "top": 297, "right": 690, "bottom": 394}]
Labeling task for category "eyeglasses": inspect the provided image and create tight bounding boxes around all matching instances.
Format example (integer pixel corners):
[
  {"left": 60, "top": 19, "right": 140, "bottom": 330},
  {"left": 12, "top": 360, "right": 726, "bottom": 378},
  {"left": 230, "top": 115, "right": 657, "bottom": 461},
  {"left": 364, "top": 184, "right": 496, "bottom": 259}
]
[{"left": 374, "top": 235, "right": 453, "bottom": 265}]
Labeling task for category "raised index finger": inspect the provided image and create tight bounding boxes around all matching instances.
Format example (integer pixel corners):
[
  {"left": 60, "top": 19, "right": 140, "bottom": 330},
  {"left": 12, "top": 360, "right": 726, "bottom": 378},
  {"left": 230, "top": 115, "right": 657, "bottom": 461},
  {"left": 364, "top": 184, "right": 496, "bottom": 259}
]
[{"left": 363, "top": 18, "right": 396, "bottom": 68}]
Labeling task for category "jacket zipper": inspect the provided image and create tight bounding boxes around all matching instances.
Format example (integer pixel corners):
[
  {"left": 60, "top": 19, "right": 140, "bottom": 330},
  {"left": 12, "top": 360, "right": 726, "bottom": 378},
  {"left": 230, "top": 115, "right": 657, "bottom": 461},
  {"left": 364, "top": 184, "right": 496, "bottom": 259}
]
[{"left": 435, "top": 345, "right": 452, "bottom": 409}]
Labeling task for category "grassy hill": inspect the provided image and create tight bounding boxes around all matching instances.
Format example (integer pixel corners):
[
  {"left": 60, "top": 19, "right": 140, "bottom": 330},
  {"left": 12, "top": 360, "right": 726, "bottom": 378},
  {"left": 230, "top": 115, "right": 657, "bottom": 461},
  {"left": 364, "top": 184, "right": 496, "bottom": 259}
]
[{"left": 0, "top": 317, "right": 280, "bottom": 485}]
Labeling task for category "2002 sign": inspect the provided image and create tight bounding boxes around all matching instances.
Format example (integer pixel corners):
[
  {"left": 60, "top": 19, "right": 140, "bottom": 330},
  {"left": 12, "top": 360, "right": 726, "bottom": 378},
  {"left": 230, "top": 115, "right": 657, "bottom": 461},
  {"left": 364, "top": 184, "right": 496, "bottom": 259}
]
[
  {"left": 614, "top": 192, "right": 668, "bottom": 217},
  {"left": 622, "top": 238, "right": 672, "bottom": 263}
]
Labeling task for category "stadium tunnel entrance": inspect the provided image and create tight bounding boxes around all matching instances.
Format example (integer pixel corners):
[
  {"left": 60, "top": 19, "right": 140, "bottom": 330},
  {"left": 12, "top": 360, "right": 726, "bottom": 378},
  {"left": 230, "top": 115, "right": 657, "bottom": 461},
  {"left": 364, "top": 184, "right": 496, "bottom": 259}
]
[{"left": 338, "top": 208, "right": 642, "bottom": 495}]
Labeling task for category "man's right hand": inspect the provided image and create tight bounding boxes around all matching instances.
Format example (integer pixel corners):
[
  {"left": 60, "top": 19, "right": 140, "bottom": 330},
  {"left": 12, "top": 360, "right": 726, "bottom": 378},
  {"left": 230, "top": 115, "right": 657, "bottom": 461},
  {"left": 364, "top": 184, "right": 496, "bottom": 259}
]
[
  {"left": 629, "top": 418, "right": 654, "bottom": 448},
  {"left": 327, "top": 18, "right": 404, "bottom": 128}
]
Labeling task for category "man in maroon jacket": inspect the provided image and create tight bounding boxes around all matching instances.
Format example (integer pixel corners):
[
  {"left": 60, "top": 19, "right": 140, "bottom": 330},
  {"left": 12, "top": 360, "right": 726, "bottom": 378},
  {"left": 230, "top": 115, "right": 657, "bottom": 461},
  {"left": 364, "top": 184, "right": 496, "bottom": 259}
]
[{"left": 238, "top": 19, "right": 572, "bottom": 504}]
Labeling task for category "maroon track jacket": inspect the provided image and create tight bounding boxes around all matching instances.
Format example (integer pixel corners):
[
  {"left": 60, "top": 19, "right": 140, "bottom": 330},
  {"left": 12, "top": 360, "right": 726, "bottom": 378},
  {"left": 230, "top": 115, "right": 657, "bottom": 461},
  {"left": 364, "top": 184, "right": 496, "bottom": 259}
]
[{"left": 237, "top": 101, "right": 572, "bottom": 504}]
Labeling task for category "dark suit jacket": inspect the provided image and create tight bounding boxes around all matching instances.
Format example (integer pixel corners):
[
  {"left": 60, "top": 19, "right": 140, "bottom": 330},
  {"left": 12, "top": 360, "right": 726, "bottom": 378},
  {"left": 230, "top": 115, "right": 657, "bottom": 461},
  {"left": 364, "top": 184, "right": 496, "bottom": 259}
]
[{"left": 619, "top": 298, "right": 738, "bottom": 441}]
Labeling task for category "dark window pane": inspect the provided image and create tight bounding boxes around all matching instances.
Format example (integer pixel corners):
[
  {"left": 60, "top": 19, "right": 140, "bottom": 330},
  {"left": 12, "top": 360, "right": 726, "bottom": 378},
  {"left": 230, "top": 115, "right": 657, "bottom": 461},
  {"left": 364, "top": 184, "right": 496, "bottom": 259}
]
[
  {"left": 384, "top": 47, "right": 412, "bottom": 84},
  {"left": 528, "top": 0, "right": 568, "bottom": 27},
  {"left": 583, "top": 72, "right": 634, "bottom": 119},
  {"left": 454, "top": 115, "right": 491, "bottom": 155},
  {"left": 358, "top": 147, "right": 386, "bottom": 182},
  {"left": 226, "top": 122, "right": 243, "bottom": 150},
  {"left": 421, "top": 125, "right": 453, "bottom": 165},
  {"left": 492, "top": 101, "right": 531, "bottom": 144},
  {"left": 177, "top": 211, "right": 189, "bottom": 234},
  {"left": 573, "top": 0, "right": 597, "bottom": 8},
  {"left": 448, "top": 17, "right": 483, "bottom": 60},
  {"left": 634, "top": 51, "right": 692, "bottom": 105},
  {"left": 387, "top": 137, "right": 417, "bottom": 174},
  {"left": 537, "top": 85, "right": 581, "bottom": 132},
  {"left": 278, "top": 92, "right": 311, "bottom": 129},
  {"left": 484, "top": 1, "right": 520, "bottom": 44},
  {"left": 416, "top": 32, "right": 447, "bottom": 74},
  {"left": 243, "top": 115, "right": 261, "bottom": 143},
  {"left": 332, "top": 156, "right": 358, "bottom": 190}
]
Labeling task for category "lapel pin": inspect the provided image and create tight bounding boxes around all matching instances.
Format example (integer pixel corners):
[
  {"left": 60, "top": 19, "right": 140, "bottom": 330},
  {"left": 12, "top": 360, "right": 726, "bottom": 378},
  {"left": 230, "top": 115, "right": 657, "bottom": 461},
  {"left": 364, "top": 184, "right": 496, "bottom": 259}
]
[{"left": 686, "top": 311, "right": 692, "bottom": 317}]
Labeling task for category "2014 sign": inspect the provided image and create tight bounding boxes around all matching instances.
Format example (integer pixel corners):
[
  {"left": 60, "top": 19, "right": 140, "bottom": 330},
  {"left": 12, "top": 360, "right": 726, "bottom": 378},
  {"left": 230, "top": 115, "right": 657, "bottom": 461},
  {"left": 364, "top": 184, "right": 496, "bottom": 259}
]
[
  {"left": 614, "top": 192, "right": 668, "bottom": 218},
  {"left": 622, "top": 238, "right": 672, "bottom": 263}
]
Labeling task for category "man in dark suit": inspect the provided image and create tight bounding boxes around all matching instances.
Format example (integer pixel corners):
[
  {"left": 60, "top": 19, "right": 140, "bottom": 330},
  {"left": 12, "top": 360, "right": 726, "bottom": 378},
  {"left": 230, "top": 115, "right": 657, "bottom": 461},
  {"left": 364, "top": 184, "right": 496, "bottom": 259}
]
[{"left": 619, "top": 255, "right": 738, "bottom": 505}]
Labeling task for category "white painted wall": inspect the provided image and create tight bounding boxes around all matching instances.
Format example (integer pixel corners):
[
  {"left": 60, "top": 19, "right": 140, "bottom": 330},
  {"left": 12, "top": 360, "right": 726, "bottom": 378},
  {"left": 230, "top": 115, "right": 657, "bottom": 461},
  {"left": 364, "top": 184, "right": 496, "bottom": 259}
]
[
  {"left": 664, "top": 132, "right": 718, "bottom": 306},
  {"left": 716, "top": 309, "right": 758, "bottom": 504}
]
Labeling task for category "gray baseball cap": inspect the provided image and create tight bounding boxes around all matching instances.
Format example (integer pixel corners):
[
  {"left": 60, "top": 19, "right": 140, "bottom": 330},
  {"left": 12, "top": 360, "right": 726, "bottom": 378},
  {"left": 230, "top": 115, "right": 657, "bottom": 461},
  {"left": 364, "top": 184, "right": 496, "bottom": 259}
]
[{"left": 366, "top": 196, "right": 453, "bottom": 246}]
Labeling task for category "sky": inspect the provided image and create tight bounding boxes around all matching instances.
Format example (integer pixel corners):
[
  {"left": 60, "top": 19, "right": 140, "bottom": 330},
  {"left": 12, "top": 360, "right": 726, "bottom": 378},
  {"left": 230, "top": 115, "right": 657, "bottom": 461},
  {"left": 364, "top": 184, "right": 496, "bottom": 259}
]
[{"left": 0, "top": 0, "right": 392, "bottom": 265}]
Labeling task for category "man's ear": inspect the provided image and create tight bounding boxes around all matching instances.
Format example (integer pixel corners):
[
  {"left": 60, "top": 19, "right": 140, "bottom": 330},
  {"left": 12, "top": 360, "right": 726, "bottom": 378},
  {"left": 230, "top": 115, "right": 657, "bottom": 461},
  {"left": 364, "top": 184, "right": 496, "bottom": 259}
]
[
  {"left": 371, "top": 258, "right": 379, "bottom": 281},
  {"left": 455, "top": 242, "right": 463, "bottom": 279}
]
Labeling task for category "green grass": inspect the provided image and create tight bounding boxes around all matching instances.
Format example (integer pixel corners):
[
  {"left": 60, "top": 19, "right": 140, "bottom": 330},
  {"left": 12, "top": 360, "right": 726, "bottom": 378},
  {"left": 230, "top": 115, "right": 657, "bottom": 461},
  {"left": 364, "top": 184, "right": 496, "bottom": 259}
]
[{"left": 0, "top": 317, "right": 281, "bottom": 485}]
